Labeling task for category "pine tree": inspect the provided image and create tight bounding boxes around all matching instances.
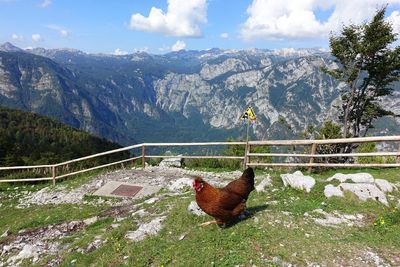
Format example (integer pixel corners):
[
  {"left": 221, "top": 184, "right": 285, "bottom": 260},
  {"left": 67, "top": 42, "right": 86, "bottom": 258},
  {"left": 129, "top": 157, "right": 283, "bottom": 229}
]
[{"left": 325, "top": 6, "right": 400, "bottom": 144}]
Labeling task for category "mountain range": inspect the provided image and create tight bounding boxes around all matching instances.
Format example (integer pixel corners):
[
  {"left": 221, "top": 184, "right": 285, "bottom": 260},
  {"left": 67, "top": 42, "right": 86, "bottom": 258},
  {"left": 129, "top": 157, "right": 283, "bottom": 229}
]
[{"left": 0, "top": 42, "right": 399, "bottom": 145}]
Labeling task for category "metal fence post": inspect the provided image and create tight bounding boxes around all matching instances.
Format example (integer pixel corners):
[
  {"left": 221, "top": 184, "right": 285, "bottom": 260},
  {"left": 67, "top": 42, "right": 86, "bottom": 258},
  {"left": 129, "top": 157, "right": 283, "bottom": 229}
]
[
  {"left": 142, "top": 145, "right": 146, "bottom": 169},
  {"left": 243, "top": 142, "right": 250, "bottom": 169},
  {"left": 397, "top": 143, "right": 400, "bottom": 164},
  {"left": 308, "top": 143, "right": 317, "bottom": 172}
]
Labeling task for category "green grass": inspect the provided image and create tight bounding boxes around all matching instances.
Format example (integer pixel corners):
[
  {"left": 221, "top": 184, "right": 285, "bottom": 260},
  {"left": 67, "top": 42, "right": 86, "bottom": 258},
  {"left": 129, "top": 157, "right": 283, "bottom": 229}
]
[{"left": 1, "top": 167, "right": 400, "bottom": 266}]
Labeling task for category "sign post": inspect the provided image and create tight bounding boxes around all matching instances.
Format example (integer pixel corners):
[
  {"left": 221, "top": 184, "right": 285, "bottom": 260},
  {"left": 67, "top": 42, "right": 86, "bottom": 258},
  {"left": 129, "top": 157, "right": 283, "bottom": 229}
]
[{"left": 240, "top": 106, "right": 257, "bottom": 168}]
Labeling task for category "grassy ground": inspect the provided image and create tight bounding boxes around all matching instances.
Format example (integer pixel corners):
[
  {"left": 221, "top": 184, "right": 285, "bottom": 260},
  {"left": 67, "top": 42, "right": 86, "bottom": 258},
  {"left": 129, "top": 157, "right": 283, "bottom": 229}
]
[{"left": 1, "top": 167, "right": 400, "bottom": 266}]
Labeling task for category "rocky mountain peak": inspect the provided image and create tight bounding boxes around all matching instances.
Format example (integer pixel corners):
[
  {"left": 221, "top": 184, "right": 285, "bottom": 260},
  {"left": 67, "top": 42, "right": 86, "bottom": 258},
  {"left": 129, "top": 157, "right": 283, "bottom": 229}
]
[{"left": 0, "top": 42, "right": 24, "bottom": 52}]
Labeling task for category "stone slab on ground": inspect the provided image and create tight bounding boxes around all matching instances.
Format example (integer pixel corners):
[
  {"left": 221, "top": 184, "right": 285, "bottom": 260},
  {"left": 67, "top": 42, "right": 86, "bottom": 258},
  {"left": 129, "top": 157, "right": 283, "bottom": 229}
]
[
  {"left": 375, "top": 179, "right": 396, "bottom": 193},
  {"left": 327, "top": 173, "right": 375, "bottom": 184},
  {"left": 340, "top": 183, "right": 388, "bottom": 206},
  {"left": 280, "top": 171, "right": 315, "bottom": 193},
  {"left": 93, "top": 181, "right": 161, "bottom": 199}
]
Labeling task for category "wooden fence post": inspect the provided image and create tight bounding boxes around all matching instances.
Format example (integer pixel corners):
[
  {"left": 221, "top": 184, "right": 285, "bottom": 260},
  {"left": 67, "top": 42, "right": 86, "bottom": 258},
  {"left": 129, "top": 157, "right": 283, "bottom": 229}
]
[
  {"left": 308, "top": 143, "right": 317, "bottom": 172},
  {"left": 52, "top": 165, "right": 56, "bottom": 186},
  {"left": 142, "top": 145, "right": 146, "bottom": 169},
  {"left": 397, "top": 143, "right": 400, "bottom": 164}
]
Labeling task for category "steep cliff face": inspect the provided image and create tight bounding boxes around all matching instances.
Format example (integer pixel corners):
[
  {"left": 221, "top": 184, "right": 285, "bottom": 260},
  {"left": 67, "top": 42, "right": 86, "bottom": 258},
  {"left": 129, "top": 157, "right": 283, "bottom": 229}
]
[
  {"left": 0, "top": 44, "right": 398, "bottom": 145},
  {"left": 0, "top": 51, "right": 130, "bottom": 144}
]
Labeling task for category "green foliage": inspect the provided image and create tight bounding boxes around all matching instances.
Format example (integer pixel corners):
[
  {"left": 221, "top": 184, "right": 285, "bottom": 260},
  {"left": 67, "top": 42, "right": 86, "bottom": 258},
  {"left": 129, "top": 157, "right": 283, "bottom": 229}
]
[
  {"left": 326, "top": 6, "right": 400, "bottom": 138},
  {"left": 184, "top": 137, "right": 271, "bottom": 169},
  {"left": 0, "top": 107, "right": 128, "bottom": 167},
  {"left": 303, "top": 121, "right": 345, "bottom": 163},
  {"left": 356, "top": 142, "right": 396, "bottom": 164}
]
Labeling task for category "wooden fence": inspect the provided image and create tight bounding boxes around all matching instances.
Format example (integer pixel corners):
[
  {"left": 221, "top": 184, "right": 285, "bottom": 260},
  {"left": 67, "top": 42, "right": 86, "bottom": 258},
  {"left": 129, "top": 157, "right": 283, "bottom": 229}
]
[{"left": 1, "top": 136, "right": 400, "bottom": 184}]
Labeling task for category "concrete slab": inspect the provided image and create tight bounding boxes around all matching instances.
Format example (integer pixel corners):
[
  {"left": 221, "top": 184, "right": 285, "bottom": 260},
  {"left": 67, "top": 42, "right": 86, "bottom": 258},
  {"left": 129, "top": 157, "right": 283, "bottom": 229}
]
[{"left": 93, "top": 181, "right": 161, "bottom": 199}]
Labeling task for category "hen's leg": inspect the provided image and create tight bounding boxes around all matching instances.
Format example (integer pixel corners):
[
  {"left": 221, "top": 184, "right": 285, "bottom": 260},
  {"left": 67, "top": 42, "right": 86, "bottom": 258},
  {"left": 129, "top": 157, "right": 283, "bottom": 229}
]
[{"left": 199, "top": 220, "right": 218, "bottom": 227}]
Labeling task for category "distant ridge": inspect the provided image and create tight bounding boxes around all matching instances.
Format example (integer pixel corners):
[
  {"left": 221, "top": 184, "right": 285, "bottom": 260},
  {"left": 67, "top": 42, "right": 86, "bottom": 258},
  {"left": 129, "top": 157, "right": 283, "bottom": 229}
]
[
  {"left": 0, "top": 42, "right": 398, "bottom": 145},
  {"left": 0, "top": 106, "right": 127, "bottom": 166},
  {"left": 0, "top": 42, "right": 25, "bottom": 52}
]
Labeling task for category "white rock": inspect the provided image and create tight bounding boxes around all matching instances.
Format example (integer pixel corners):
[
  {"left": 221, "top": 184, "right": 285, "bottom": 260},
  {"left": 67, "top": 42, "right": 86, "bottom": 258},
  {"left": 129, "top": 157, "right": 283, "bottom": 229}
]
[
  {"left": 188, "top": 201, "right": 206, "bottom": 216},
  {"left": 168, "top": 178, "right": 193, "bottom": 192},
  {"left": 159, "top": 156, "right": 183, "bottom": 168},
  {"left": 324, "top": 185, "right": 344, "bottom": 198},
  {"left": 83, "top": 216, "right": 98, "bottom": 225},
  {"left": 132, "top": 209, "right": 149, "bottom": 218},
  {"left": 374, "top": 179, "right": 395, "bottom": 193},
  {"left": 340, "top": 183, "right": 388, "bottom": 206},
  {"left": 280, "top": 171, "right": 315, "bottom": 193},
  {"left": 125, "top": 216, "right": 166, "bottom": 241},
  {"left": 7, "top": 244, "right": 39, "bottom": 264},
  {"left": 255, "top": 175, "right": 272, "bottom": 192},
  {"left": 327, "top": 173, "right": 374, "bottom": 184},
  {"left": 1, "top": 228, "right": 10, "bottom": 237}
]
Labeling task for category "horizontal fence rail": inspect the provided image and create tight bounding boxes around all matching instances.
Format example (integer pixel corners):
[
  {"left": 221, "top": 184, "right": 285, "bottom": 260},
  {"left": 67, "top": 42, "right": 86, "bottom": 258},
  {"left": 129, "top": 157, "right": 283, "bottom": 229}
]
[{"left": 1, "top": 136, "right": 399, "bottom": 184}]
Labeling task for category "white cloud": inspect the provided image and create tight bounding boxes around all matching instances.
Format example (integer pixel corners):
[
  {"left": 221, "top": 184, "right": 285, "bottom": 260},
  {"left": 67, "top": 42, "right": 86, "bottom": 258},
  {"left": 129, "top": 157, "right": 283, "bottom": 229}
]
[
  {"left": 114, "top": 48, "right": 128, "bottom": 56},
  {"left": 11, "top": 33, "right": 23, "bottom": 41},
  {"left": 39, "top": 0, "right": 51, "bottom": 8},
  {"left": 46, "top": 24, "right": 69, "bottom": 37},
  {"left": 387, "top": 10, "right": 400, "bottom": 34},
  {"left": 130, "top": 0, "right": 207, "bottom": 37},
  {"left": 171, "top": 40, "right": 186, "bottom": 51},
  {"left": 32, "top": 34, "right": 43, "bottom": 42},
  {"left": 220, "top": 32, "right": 229, "bottom": 39},
  {"left": 240, "top": 0, "right": 400, "bottom": 41}
]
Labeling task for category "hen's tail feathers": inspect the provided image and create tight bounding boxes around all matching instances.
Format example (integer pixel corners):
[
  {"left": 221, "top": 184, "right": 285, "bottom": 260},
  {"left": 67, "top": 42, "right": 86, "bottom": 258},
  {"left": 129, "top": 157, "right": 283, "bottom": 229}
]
[{"left": 242, "top": 167, "right": 255, "bottom": 189}]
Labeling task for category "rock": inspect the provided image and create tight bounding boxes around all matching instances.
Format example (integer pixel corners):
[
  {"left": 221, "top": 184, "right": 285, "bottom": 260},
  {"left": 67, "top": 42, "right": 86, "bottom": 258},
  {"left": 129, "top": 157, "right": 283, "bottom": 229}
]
[
  {"left": 324, "top": 185, "right": 344, "bottom": 198},
  {"left": 159, "top": 156, "right": 183, "bottom": 168},
  {"left": 188, "top": 201, "right": 206, "bottom": 216},
  {"left": 7, "top": 244, "right": 39, "bottom": 264},
  {"left": 131, "top": 209, "right": 149, "bottom": 218},
  {"left": 86, "top": 238, "right": 104, "bottom": 252},
  {"left": 255, "top": 175, "right": 272, "bottom": 192},
  {"left": 312, "top": 210, "right": 365, "bottom": 227},
  {"left": 168, "top": 178, "right": 193, "bottom": 192},
  {"left": 374, "top": 179, "right": 395, "bottom": 193},
  {"left": 1, "top": 228, "right": 10, "bottom": 237},
  {"left": 95, "top": 180, "right": 104, "bottom": 188},
  {"left": 327, "top": 173, "right": 374, "bottom": 183},
  {"left": 339, "top": 183, "right": 388, "bottom": 206},
  {"left": 125, "top": 216, "right": 166, "bottom": 241},
  {"left": 280, "top": 171, "right": 315, "bottom": 193},
  {"left": 83, "top": 216, "right": 98, "bottom": 225},
  {"left": 144, "top": 197, "right": 159, "bottom": 204}
]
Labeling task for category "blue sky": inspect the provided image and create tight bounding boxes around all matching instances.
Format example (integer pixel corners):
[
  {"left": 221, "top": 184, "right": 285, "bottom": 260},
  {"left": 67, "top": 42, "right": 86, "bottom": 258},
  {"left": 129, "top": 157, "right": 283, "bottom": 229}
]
[{"left": 1, "top": 0, "right": 400, "bottom": 54}]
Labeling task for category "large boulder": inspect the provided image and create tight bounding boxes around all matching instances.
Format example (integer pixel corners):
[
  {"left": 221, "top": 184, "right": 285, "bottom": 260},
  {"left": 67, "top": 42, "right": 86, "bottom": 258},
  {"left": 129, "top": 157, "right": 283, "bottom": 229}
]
[{"left": 280, "top": 171, "right": 315, "bottom": 193}]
